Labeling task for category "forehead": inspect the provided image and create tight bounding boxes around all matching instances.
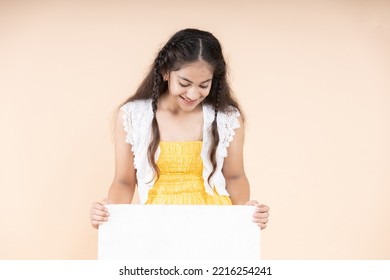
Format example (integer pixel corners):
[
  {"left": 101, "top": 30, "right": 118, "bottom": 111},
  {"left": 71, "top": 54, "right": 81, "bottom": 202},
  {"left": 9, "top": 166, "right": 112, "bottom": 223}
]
[{"left": 172, "top": 60, "right": 213, "bottom": 79}]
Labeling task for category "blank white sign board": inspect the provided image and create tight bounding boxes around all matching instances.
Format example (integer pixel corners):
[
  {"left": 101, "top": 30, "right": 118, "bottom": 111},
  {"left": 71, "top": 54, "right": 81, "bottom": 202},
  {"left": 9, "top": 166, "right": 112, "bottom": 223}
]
[{"left": 98, "top": 204, "right": 260, "bottom": 259}]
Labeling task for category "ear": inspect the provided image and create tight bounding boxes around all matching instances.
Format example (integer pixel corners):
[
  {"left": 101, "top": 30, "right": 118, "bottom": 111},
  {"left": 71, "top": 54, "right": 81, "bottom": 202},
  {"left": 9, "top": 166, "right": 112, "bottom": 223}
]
[{"left": 162, "top": 71, "right": 170, "bottom": 81}]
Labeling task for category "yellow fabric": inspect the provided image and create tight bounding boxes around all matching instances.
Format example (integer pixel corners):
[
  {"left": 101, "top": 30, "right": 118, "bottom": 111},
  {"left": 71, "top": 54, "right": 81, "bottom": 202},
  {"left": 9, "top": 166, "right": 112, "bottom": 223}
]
[{"left": 145, "top": 141, "right": 232, "bottom": 205}]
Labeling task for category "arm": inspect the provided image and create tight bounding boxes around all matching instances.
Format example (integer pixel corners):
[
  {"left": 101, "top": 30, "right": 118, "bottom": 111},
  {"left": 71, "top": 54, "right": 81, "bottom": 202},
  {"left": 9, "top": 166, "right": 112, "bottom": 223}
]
[
  {"left": 90, "top": 109, "right": 136, "bottom": 229},
  {"left": 223, "top": 116, "right": 250, "bottom": 205},
  {"left": 223, "top": 115, "right": 270, "bottom": 229},
  {"left": 107, "top": 108, "right": 137, "bottom": 203}
]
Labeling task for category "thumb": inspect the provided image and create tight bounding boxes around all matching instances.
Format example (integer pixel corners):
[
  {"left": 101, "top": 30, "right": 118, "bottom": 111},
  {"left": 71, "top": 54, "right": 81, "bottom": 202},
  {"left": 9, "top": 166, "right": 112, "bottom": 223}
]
[
  {"left": 100, "top": 198, "right": 112, "bottom": 205},
  {"left": 245, "top": 200, "right": 259, "bottom": 206}
]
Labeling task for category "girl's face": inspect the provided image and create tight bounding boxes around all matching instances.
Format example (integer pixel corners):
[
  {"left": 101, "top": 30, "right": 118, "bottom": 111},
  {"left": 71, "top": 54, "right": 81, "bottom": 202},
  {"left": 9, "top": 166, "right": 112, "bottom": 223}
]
[{"left": 165, "top": 60, "right": 213, "bottom": 112}]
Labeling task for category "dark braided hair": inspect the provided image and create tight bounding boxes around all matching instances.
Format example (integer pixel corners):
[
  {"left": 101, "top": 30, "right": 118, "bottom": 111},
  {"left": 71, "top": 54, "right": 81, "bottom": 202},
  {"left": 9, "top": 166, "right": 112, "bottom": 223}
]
[
  {"left": 122, "top": 28, "right": 244, "bottom": 184},
  {"left": 207, "top": 78, "right": 222, "bottom": 184}
]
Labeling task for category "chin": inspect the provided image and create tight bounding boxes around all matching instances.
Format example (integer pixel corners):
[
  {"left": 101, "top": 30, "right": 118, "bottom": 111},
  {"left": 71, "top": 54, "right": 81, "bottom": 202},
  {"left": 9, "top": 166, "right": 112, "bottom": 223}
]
[{"left": 177, "top": 96, "right": 202, "bottom": 111}]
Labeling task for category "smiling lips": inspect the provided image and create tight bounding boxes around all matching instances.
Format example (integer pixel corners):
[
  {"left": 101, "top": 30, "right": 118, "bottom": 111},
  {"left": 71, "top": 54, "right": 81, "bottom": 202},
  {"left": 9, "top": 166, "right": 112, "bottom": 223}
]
[{"left": 180, "top": 95, "right": 197, "bottom": 105}]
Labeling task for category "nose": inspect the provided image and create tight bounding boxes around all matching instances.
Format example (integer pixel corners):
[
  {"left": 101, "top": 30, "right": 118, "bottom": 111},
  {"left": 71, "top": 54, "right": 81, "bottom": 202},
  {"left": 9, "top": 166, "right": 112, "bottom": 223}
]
[{"left": 186, "top": 87, "right": 201, "bottom": 100}]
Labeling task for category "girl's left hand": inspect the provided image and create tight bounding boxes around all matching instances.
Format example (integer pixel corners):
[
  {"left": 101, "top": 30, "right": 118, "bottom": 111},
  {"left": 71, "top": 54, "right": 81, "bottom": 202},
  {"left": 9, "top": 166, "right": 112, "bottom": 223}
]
[{"left": 245, "top": 201, "right": 270, "bottom": 230}]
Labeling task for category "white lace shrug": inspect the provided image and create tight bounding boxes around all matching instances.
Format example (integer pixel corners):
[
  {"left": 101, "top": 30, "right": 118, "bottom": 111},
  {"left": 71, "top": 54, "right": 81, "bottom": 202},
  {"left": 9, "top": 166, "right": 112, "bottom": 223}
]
[{"left": 120, "top": 99, "right": 241, "bottom": 204}]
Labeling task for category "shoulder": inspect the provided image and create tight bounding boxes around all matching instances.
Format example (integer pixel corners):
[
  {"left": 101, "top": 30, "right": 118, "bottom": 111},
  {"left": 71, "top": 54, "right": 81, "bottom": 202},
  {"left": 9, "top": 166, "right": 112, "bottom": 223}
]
[
  {"left": 203, "top": 104, "right": 241, "bottom": 121},
  {"left": 223, "top": 105, "right": 240, "bottom": 118},
  {"left": 218, "top": 106, "right": 242, "bottom": 150},
  {"left": 118, "top": 99, "right": 152, "bottom": 144},
  {"left": 218, "top": 106, "right": 241, "bottom": 127},
  {"left": 120, "top": 99, "right": 152, "bottom": 113}
]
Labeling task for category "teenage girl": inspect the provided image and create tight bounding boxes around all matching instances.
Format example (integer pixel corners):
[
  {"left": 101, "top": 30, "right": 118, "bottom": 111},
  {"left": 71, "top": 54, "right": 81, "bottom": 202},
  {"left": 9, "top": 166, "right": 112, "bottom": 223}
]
[{"left": 90, "top": 28, "right": 270, "bottom": 230}]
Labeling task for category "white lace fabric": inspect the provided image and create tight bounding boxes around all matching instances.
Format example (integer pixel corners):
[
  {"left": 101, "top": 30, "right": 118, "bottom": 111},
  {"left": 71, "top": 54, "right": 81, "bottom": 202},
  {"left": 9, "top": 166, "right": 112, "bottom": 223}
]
[{"left": 120, "top": 99, "right": 241, "bottom": 204}]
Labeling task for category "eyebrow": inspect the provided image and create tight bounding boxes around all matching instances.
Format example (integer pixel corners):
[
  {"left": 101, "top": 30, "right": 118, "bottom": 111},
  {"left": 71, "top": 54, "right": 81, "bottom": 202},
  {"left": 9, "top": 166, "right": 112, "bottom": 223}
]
[{"left": 178, "top": 76, "right": 212, "bottom": 84}]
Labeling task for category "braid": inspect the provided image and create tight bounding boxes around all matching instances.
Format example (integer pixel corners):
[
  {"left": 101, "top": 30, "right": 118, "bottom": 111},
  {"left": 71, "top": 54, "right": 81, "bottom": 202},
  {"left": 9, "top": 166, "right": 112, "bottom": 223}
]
[
  {"left": 207, "top": 78, "right": 222, "bottom": 185},
  {"left": 147, "top": 42, "right": 176, "bottom": 182},
  {"left": 215, "top": 80, "right": 222, "bottom": 118},
  {"left": 151, "top": 54, "right": 162, "bottom": 115}
]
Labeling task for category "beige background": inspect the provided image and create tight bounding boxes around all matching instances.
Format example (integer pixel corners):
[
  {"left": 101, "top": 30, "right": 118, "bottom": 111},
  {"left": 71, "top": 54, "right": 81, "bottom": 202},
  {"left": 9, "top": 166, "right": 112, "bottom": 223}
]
[{"left": 0, "top": 0, "right": 389, "bottom": 259}]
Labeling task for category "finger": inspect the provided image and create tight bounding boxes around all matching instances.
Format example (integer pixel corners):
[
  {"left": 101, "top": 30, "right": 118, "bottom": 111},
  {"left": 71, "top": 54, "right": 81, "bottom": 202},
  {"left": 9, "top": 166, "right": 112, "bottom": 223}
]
[
  {"left": 245, "top": 200, "right": 259, "bottom": 206},
  {"left": 91, "top": 220, "right": 106, "bottom": 228},
  {"left": 91, "top": 202, "right": 108, "bottom": 212},
  {"left": 253, "top": 218, "right": 269, "bottom": 224},
  {"left": 253, "top": 216, "right": 268, "bottom": 222},
  {"left": 253, "top": 212, "right": 269, "bottom": 219},
  {"left": 253, "top": 219, "right": 268, "bottom": 230},
  {"left": 252, "top": 219, "right": 267, "bottom": 229},
  {"left": 90, "top": 208, "right": 110, "bottom": 217},
  {"left": 89, "top": 209, "right": 109, "bottom": 218},
  {"left": 91, "top": 202, "right": 110, "bottom": 214},
  {"left": 100, "top": 198, "right": 112, "bottom": 205},
  {"left": 90, "top": 214, "right": 109, "bottom": 222},
  {"left": 255, "top": 206, "right": 269, "bottom": 213},
  {"left": 256, "top": 204, "right": 270, "bottom": 212},
  {"left": 91, "top": 220, "right": 103, "bottom": 226}
]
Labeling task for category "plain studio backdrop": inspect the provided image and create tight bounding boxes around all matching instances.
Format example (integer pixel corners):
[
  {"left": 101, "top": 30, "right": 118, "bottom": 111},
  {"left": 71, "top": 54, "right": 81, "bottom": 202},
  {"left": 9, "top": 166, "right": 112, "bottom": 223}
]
[{"left": 0, "top": 0, "right": 389, "bottom": 259}]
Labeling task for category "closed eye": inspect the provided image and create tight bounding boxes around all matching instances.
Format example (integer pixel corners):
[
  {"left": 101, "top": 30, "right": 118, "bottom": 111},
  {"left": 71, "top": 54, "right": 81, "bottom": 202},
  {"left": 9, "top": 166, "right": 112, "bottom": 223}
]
[
  {"left": 179, "top": 81, "right": 209, "bottom": 89},
  {"left": 179, "top": 82, "right": 190, "bottom": 87}
]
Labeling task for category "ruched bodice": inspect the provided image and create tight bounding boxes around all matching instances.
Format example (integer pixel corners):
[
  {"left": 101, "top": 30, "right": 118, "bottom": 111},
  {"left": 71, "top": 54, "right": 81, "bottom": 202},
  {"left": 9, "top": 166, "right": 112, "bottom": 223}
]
[{"left": 145, "top": 141, "right": 232, "bottom": 205}]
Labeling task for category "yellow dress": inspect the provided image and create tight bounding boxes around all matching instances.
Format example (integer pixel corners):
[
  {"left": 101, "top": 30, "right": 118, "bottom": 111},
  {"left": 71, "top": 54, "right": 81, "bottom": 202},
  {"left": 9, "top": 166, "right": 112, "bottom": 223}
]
[{"left": 145, "top": 141, "right": 232, "bottom": 205}]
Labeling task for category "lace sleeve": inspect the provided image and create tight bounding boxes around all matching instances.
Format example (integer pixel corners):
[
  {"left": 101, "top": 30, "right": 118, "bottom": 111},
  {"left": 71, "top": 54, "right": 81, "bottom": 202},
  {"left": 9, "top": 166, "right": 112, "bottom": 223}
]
[
  {"left": 218, "top": 106, "right": 241, "bottom": 157},
  {"left": 120, "top": 103, "right": 134, "bottom": 146}
]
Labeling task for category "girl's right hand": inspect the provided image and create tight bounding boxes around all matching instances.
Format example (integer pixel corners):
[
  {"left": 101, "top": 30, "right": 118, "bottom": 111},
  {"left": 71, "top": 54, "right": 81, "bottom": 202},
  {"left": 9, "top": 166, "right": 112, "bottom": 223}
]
[{"left": 90, "top": 199, "right": 111, "bottom": 229}]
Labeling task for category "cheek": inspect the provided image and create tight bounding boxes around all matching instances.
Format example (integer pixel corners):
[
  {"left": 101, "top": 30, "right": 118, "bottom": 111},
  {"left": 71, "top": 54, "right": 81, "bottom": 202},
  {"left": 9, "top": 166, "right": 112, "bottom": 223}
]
[
  {"left": 200, "top": 88, "right": 211, "bottom": 98},
  {"left": 169, "top": 84, "right": 186, "bottom": 96}
]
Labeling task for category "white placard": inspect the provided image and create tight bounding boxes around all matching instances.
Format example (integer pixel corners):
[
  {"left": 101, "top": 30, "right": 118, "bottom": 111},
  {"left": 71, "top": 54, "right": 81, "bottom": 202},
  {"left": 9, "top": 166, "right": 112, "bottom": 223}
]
[{"left": 98, "top": 204, "right": 260, "bottom": 259}]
